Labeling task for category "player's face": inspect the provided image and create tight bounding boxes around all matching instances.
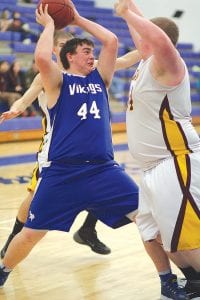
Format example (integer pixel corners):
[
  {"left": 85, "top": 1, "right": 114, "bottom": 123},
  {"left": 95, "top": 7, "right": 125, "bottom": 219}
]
[{"left": 71, "top": 44, "right": 95, "bottom": 75}]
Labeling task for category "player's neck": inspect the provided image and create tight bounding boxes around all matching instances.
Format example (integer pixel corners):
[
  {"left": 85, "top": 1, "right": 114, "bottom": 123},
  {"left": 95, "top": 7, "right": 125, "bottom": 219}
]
[{"left": 65, "top": 66, "right": 88, "bottom": 77}]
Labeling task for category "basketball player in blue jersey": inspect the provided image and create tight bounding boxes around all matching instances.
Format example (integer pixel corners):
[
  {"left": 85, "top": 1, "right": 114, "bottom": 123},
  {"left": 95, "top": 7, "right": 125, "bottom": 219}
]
[
  {"left": 0, "top": 30, "right": 112, "bottom": 257},
  {"left": 0, "top": 29, "right": 143, "bottom": 258},
  {"left": 0, "top": 3, "right": 141, "bottom": 287},
  {"left": 115, "top": 0, "right": 200, "bottom": 299}
]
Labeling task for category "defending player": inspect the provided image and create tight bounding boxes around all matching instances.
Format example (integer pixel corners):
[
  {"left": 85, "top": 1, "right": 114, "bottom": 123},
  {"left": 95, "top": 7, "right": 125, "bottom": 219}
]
[{"left": 115, "top": 0, "right": 200, "bottom": 299}]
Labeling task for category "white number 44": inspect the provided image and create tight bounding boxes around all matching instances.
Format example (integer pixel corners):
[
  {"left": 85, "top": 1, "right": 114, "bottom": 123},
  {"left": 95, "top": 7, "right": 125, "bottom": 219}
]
[{"left": 77, "top": 101, "right": 101, "bottom": 120}]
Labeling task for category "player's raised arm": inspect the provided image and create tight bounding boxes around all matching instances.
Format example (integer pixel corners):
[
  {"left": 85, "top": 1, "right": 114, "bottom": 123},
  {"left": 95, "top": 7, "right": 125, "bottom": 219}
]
[
  {"left": 115, "top": 0, "right": 185, "bottom": 85},
  {"left": 115, "top": 0, "right": 143, "bottom": 54},
  {"left": 35, "top": 4, "right": 62, "bottom": 108},
  {"left": 71, "top": 2, "right": 118, "bottom": 88}
]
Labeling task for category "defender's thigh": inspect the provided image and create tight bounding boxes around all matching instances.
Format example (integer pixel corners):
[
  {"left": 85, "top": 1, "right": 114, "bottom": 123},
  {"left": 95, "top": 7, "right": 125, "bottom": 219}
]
[
  {"left": 136, "top": 176, "right": 160, "bottom": 242},
  {"left": 27, "top": 162, "right": 39, "bottom": 192},
  {"left": 145, "top": 154, "right": 200, "bottom": 251}
]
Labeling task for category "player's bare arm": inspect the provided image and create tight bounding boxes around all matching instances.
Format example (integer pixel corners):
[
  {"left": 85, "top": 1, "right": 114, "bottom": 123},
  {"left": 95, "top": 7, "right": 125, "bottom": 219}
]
[
  {"left": 94, "top": 49, "right": 140, "bottom": 71},
  {"left": 35, "top": 4, "right": 62, "bottom": 108},
  {"left": 115, "top": 50, "right": 141, "bottom": 71},
  {"left": 115, "top": 0, "right": 184, "bottom": 85},
  {"left": 115, "top": 0, "right": 143, "bottom": 53}
]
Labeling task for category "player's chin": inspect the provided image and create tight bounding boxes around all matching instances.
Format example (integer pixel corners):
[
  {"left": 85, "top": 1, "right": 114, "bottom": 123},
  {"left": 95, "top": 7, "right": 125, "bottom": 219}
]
[{"left": 85, "top": 65, "right": 94, "bottom": 74}]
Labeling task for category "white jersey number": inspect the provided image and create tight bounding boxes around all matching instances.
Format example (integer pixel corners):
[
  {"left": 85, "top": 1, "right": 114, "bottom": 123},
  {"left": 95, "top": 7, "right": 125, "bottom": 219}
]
[{"left": 77, "top": 101, "right": 101, "bottom": 120}]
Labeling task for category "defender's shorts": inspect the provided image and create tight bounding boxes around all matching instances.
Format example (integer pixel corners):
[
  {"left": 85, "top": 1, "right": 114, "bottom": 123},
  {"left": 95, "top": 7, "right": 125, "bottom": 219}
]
[
  {"left": 27, "top": 124, "right": 46, "bottom": 192},
  {"left": 27, "top": 163, "right": 39, "bottom": 192},
  {"left": 25, "top": 160, "right": 139, "bottom": 231},
  {"left": 136, "top": 152, "right": 200, "bottom": 252}
]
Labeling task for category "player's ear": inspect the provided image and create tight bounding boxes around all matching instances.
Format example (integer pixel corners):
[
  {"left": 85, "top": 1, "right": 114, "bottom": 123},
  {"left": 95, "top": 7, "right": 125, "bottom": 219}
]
[{"left": 66, "top": 52, "right": 73, "bottom": 62}]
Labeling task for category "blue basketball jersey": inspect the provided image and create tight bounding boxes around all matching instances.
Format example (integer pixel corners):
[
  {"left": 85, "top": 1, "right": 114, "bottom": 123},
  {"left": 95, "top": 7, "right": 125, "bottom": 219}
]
[{"left": 47, "top": 69, "right": 114, "bottom": 162}]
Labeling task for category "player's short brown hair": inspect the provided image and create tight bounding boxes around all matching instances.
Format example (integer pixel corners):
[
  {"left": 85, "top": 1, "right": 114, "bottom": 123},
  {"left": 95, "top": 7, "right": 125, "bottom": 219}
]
[{"left": 151, "top": 17, "right": 179, "bottom": 46}]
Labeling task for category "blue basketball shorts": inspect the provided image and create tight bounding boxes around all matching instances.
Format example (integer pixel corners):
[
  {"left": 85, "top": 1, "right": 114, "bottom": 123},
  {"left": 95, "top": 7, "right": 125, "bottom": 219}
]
[{"left": 25, "top": 160, "right": 138, "bottom": 231}]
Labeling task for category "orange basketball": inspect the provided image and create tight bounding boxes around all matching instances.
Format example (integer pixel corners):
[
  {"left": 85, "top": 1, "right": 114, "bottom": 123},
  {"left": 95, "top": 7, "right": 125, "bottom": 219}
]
[{"left": 37, "top": 0, "right": 75, "bottom": 30}]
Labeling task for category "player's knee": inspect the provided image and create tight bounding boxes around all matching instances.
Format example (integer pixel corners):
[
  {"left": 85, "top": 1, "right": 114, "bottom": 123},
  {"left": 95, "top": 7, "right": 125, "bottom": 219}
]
[{"left": 20, "top": 228, "right": 46, "bottom": 244}]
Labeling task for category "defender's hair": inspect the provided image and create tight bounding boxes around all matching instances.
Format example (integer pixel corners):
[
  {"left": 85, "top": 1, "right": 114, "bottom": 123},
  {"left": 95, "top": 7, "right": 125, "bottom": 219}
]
[
  {"left": 53, "top": 30, "right": 74, "bottom": 46},
  {"left": 150, "top": 17, "right": 179, "bottom": 46}
]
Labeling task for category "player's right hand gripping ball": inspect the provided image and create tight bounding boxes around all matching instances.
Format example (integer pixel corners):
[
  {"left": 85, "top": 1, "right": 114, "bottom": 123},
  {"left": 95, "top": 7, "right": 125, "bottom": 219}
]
[{"left": 37, "top": 0, "right": 75, "bottom": 30}]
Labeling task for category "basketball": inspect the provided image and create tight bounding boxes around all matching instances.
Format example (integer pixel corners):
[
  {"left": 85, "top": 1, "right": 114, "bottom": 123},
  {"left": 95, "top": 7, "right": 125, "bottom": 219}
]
[{"left": 37, "top": 0, "right": 75, "bottom": 30}]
